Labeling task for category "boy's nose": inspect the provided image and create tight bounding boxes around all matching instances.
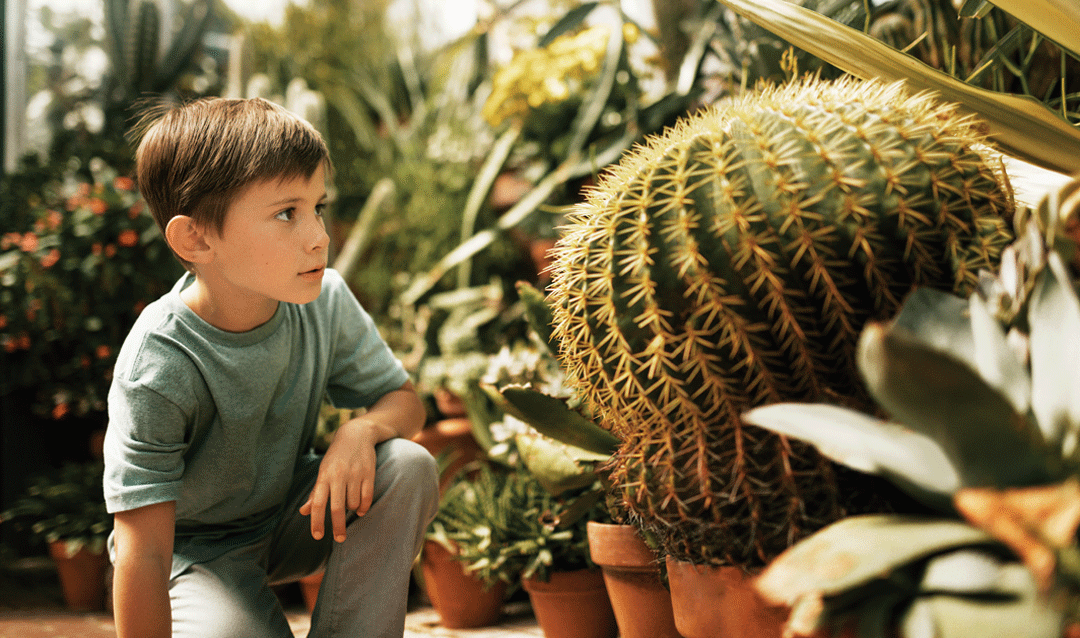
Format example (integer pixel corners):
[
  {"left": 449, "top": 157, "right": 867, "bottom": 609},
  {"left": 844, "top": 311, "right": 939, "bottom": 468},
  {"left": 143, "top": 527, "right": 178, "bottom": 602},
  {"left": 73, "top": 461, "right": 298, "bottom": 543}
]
[{"left": 309, "top": 217, "right": 329, "bottom": 252}]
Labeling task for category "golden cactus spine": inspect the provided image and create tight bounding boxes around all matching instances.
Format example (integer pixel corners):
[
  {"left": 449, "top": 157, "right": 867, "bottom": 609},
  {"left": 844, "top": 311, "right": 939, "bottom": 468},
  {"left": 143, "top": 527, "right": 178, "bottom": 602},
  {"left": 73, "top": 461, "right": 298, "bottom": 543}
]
[{"left": 547, "top": 76, "right": 1014, "bottom": 566}]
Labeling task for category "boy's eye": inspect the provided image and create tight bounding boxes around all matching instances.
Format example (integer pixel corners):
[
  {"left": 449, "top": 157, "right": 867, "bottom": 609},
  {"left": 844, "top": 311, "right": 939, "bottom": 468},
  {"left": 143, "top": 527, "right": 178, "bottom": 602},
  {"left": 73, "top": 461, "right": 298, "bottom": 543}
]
[
  {"left": 315, "top": 203, "right": 327, "bottom": 217},
  {"left": 275, "top": 208, "right": 295, "bottom": 221}
]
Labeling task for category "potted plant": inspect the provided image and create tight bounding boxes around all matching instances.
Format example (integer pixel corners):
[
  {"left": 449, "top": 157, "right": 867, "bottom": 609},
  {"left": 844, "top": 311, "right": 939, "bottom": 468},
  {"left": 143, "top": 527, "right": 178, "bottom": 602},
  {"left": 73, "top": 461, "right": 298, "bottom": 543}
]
[
  {"left": 742, "top": 189, "right": 1080, "bottom": 636},
  {"left": 0, "top": 461, "right": 112, "bottom": 611}
]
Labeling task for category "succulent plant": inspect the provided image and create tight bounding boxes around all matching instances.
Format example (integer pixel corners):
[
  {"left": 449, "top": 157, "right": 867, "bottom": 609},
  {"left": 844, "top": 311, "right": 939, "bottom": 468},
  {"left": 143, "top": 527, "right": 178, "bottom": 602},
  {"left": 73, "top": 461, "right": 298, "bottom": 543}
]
[
  {"left": 545, "top": 74, "right": 1015, "bottom": 567},
  {"left": 742, "top": 183, "right": 1080, "bottom": 636}
]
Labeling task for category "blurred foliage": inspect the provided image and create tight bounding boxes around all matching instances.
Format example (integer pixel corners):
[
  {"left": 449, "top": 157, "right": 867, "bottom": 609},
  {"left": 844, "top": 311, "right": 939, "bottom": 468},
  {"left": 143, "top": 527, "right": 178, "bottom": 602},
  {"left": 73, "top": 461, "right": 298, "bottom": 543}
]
[
  {"left": 0, "top": 461, "right": 110, "bottom": 556},
  {"left": 0, "top": 161, "right": 182, "bottom": 419}
]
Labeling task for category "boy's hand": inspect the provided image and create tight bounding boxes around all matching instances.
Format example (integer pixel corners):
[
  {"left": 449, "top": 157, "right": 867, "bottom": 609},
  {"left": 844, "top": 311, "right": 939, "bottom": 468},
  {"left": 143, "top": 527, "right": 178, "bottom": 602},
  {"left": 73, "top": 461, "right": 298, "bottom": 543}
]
[
  {"left": 298, "top": 381, "right": 426, "bottom": 542},
  {"left": 300, "top": 420, "right": 380, "bottom": 542}
]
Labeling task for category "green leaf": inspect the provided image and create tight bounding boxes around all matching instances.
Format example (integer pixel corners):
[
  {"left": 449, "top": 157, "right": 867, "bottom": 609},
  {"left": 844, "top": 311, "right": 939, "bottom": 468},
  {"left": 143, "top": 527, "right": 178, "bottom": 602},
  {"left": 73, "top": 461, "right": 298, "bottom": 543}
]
[
  {"left": 538, "top": 2, "right": 601, "bottom": 48},
  {"left": 979, "top": 0, "right": 1080, "bottom": 58},
  {"left": 1028, "top": 252, "right": 1080, "bottom": 454},
  {"left": 957, "top": 0, "right": 994, "bottom": 19},
  {"left": 515, "top": 433, "right": 601, "bottom": 496},
  {"left": 496, "top": 386, "right": 619, "bottom": 456},
  {"left": 516, "top": 281, "right": 557, "bottom": 354},
  {"left": 713, "top": 0, "right": 1080, "bottom": 174},
  {"left": 743, "top": 403, "right": 958, "bottom": 511},
  {"left": 858, "top": 322, "right": 1058, "bottom": 488},
  {"left": 756, "top": 515, "right": 995, "bottom": 606}
]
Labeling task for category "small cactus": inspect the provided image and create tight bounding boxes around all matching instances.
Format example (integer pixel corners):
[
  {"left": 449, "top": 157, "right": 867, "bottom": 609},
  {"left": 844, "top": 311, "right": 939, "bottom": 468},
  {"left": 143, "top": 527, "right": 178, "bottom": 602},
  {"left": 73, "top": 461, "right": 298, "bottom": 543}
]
[{"left": 546, "top": 75, "right": 1014, "bottom": 566}]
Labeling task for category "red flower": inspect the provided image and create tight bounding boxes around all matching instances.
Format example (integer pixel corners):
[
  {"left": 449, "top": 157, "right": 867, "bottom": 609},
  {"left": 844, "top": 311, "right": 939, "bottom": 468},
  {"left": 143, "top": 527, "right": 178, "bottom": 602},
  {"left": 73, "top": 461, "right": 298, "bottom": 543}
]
[
  {"left": 118, "top": 229, "right": 139, "bottom": 247},
  {"left": 46, "top": 210, "right": 62, "bottom": 230},
  {"left": 114, "top": 176, "right": 135, "bottom": 191},
  {"left": 89, "top": 199, "right": 108, "bottom": 215},
  {"left": 91, "top": 243, "right": 103, "bottom": 256},
  {"left": 52, "top": 402, "right": 70, "bottom": 420},
  {"left": 96, "top": 344, "right": 111, "bottom": 359},
  {"left": 105, "top": 244, "right": 117, "bottom": 258},
  {"left": 129, "top": 201, "right": 146, "bottom": 219},
  {"left": 0, "top": 315, "right": 7, "bottom": 329},
  {"left": 19, "top": 233, "right": 38, "bottom": 252},
  {"left": 17, "top": 333, "right": 30, "bottom": 350},
  {"left": 40, "top": 249, "right": 60, "bottom": 268},
  {"left": 134, "top": 300, "right": 147, "bottom": 314}
]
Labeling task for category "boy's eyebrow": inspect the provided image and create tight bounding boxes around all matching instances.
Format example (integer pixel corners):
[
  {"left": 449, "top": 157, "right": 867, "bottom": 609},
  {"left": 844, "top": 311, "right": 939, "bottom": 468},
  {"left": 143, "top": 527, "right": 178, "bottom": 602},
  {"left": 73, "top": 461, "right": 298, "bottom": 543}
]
[{"left": 265, "top": 192, "right": 329, "bottom": 207}]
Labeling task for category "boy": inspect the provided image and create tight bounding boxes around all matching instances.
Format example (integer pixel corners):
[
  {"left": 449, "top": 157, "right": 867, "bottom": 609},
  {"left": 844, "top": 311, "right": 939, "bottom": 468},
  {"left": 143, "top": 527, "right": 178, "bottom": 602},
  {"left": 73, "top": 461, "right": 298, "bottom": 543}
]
[{"left": 103, "top": 97, "right": 439, "bottom": 638}]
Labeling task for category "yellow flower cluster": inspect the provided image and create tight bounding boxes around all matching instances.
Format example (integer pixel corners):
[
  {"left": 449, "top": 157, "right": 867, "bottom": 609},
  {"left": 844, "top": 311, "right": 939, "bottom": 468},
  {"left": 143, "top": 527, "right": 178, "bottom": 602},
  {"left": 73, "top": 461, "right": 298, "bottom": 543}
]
[{"left": 482, "top": 23, "right": 637, "bottom": 128}]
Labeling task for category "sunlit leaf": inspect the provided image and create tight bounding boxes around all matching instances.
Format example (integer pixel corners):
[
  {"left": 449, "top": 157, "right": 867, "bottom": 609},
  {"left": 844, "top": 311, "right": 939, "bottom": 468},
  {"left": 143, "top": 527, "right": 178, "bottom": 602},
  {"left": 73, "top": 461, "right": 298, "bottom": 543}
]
[
  {"left": 1028, "top": 253, "right": 1080, "bottom": 456},
  {"left": 496, "top": 386, "right": 619, "bottom": 456},
  {"left": 714, "top": 0, "right": 1080, "bottom": 173}
]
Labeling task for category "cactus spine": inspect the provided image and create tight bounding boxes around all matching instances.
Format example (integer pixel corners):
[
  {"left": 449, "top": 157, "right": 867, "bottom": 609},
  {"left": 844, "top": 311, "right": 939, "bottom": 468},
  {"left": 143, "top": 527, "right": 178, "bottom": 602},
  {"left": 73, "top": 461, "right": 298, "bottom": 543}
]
[{"left": 547, "top": 76, "right": 1014, "bottom": 566}]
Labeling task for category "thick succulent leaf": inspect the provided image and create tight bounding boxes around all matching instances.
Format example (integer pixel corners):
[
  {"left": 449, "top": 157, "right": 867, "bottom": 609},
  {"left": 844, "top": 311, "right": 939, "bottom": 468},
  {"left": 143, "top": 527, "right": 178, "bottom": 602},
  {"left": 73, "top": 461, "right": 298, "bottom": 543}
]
[
  {"left": 968, "top": 294, "right": 1032, "bottom": 416},
  {"left": 496, "top": 386, "right": 620, "bottom": 457},
  {"left": 515, "top": 432, "right": 601, "bottom": 495},
  {"left": 1028, "top": 253, "right": 1080, "bottom": 457},
  {"left": 713, "top": 0, "right": 1080, "bottom": 174},
  {"left": 889, "top": 288, "right": 976, "bottom": 366},
  {"left": 905, "top": 563, "right": 1062, "bottom": 638},
  {"left": 743, "top": 403, "right": 958, "bottom": 511},
  {"left": 919, "top": 549, "right": 1003, "bottom": 594},
  {"left": 858, "top": 323, "right": 1058, "bottom": 488},
  {"left": 755, "top": 515, "right": 995, "bottom": 606}
]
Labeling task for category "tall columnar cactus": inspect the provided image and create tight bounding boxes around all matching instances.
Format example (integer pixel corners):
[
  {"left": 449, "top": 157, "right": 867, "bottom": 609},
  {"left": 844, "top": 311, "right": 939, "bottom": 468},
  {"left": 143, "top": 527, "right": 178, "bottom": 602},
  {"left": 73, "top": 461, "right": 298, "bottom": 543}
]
[{"left": 546, "top": 75, "right": 1014, "bottom": 567}]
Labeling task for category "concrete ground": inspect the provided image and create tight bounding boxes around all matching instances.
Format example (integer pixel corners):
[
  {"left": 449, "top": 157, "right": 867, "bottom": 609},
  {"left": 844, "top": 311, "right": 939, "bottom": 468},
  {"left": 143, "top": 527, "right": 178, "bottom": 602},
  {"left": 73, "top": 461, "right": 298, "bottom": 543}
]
[{"left": 0, "top": 557, "right": 543, "bottom": 638}]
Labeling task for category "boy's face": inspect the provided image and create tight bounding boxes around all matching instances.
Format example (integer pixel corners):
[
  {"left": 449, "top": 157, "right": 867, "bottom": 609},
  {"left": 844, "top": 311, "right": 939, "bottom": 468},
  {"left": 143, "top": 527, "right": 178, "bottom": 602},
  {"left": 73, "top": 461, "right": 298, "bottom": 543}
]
[{"left": 204, "top": 164, "right": 329, "bottom": 308}]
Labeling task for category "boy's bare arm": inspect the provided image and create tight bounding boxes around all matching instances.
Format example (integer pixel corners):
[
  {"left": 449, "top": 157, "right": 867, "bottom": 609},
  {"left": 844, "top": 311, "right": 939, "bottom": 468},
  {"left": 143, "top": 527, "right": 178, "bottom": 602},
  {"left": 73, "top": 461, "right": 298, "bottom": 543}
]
[
  {"left": 300, "top": 380, "right": 426, "bottom": 542},
  {"left": 112, "top": 501, "right": 176, "bottom": 638}
]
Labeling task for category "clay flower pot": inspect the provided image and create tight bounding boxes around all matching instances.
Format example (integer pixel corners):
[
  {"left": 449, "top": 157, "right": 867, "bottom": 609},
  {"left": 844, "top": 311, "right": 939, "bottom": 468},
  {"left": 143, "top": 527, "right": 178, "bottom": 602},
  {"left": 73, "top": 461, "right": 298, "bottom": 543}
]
[
  {"left": 411, "top": 418, "right": 483, "bottom": 492},
  {"left": 48, "top": 540, "right": 108, "bottom": 612},
  {"left": 666, "top": 556, "right": 786, "bottom": 638},
  {"left": 522, "top": 568, "right": 617, "bottom": 638},
  {"left": 298, "top": 570, "right": 324, "bottom": 613},
  {"left": 587, "top": 521, "right": 680, "bottom": 638},
  {"left": 421, "top": 540, "right": 507, "bottom": 629}
]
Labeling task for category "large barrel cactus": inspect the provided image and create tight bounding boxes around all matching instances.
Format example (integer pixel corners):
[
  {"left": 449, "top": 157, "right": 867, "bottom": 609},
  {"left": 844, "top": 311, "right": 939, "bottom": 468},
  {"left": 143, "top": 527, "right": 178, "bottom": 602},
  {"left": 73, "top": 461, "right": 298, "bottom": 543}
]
[{"left": 546, "top": 76, "right": 1014, "bottom": 567}]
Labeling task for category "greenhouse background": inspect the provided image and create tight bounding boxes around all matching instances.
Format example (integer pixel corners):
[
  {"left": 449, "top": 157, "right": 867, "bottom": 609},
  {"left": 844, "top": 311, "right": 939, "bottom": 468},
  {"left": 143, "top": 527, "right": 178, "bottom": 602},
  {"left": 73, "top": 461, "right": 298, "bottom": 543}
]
[{"left": 4, "top": 1, "right": 1080, "bottom": 637}]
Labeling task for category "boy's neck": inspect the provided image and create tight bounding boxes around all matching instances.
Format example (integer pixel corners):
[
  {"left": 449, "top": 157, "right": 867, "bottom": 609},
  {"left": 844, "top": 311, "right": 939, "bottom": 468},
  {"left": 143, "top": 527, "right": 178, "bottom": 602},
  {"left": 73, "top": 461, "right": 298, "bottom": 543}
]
[{"left": 180, "top": 273, "right": 280, "bottom": 333}]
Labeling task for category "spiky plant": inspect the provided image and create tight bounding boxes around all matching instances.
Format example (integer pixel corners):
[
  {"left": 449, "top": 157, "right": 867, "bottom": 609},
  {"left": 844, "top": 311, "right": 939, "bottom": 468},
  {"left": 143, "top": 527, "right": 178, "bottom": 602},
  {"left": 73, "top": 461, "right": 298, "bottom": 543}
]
[
  {"left": 546, "top": 74, "right": 1014, "bottom": 567},
  {"left": 743, "top": 188, "right": 1080, "bottom": 636}
]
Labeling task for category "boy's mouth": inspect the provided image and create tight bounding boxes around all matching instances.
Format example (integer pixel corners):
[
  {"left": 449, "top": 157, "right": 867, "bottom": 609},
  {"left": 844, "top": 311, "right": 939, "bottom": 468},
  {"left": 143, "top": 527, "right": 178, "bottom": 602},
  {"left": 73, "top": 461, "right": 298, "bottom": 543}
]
[{"left": 299, "top": 265, "right": 325, "bottom": 279}]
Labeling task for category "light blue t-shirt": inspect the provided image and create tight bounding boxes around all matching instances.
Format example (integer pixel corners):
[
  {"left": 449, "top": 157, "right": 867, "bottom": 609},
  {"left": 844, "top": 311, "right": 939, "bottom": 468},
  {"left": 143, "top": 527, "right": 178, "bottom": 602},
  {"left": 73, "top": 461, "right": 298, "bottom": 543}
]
[{"left": 103, "top": 268, "right": 408, "bottom": 549}]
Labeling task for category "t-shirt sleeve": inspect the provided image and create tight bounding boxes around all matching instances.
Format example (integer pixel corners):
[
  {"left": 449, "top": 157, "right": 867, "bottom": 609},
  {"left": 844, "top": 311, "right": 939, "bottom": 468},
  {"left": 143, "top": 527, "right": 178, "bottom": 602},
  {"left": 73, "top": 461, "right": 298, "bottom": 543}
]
[
  {"left": 104, "top": 372, "right": 189, "bottom": 514},
  {"left": 323, "top": 272, "right": 409, "bottom": 408}
]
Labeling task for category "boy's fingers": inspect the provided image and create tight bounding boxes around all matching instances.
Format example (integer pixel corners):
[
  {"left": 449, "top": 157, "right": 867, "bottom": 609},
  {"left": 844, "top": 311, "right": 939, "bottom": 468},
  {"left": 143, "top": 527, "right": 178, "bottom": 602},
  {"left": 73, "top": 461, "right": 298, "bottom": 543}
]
[
  {"left": 305, "top": 484, "right": 329, "bottom": 541},
  {"left": 357, "top": 480, "right": 374, "bottom": 517},
  {"left": 330, "top": 482, "right": 348, "bottom": 543}
]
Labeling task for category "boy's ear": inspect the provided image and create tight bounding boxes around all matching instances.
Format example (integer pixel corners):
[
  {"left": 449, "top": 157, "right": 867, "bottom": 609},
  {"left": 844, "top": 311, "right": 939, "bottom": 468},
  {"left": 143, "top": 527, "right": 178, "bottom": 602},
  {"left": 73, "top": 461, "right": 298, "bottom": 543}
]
[{"left": 165, "top": 215, "right": 213, "bottom": 265}]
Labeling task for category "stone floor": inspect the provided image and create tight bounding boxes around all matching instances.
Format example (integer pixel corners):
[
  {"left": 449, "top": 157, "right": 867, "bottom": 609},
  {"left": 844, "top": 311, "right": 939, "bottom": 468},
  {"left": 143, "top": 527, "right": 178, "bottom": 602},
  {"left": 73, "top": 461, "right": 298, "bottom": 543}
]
[{"left": 0, "top": 556, "right": 543, "bottom": 638}]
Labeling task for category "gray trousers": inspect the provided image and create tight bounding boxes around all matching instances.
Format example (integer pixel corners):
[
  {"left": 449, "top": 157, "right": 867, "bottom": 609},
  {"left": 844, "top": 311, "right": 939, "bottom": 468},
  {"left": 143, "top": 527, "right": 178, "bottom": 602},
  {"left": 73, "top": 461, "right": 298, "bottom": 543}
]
[{"left": 168, "top": 438, "right": 439, "bottom": 638}]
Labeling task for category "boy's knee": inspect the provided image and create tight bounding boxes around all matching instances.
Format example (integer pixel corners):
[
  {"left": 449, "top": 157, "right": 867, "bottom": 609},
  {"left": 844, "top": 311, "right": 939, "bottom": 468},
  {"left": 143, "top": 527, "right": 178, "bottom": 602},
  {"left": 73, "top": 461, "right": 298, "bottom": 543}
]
[{"left": 379, "top": 438, "right": 438, "bottom": 497}]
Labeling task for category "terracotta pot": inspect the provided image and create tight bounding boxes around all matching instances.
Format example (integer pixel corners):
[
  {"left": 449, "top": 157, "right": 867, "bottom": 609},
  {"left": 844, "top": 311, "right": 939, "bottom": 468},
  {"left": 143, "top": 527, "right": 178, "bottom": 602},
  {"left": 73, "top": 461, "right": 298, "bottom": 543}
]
[
  {"left": 433, "top": 388, "right": 468, "bottom": 418},
  {"left": 587, "top": 522, "right": 680, "bottom": 638},
  {"left": 522, "top": 568, "right": 617, "bottom": 638},
  {"left": 411, "top": 418, "right": 483, "bottom": 492},
  {"left": 421, "top": 540, "right": 507, "bottom": 628},
  {"left": 666, "top": 556, "right": 786, "bottom": 638},
  {"left": 298, "top": 570, "right": 324, "bottom": 613},
  {"left": 48, "top": 540, "right": 108, "bottom": 612}
]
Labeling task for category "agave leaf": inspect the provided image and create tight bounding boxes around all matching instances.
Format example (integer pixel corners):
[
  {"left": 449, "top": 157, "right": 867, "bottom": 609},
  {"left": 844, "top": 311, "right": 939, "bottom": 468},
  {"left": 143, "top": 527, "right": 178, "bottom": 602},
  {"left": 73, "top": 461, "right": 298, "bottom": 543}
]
[
  {"left": 889, "top": 288, "right": 975, "bottom": 365},
  {"left": 858, "top": 323, "right": 1058, "bottom": 488},
  {"left": 919, "top": 549, "right": 1003, "bottom": 594},
  {"left": 495, "top": 386, "right": 620, "bottom": 457},
  {"left": 907, "top": 563, "right": 1061, "bottom": 638},
  {"left": 713, "top": 0, "right": 1080, "bottom": 174},
  {"left": 968, "top": 293, "right": 1031, "bottom": 416},
  {"left": 742, "top": 403, "right": 958, "bottom": 511},
  {"left": 980, "top": 0, "right": 1080, "bottom": 58},
  {"left": 1028, "top": 252, "right": 1080, "bottom": 457},
  {"left": 755, "top": 515, "right": 995, "bottom": 606},
  {"left": 516, "top": 281, "right": 557, "bottom": 354},
  {"left": 515, "top": 432, "right": 601, "bottom": 495},
  {"left": 539, "top": 2, "right": 601, "bottom": 48},
  {"left": 957, "top": 0, "right": 994, "bottom": 19}
]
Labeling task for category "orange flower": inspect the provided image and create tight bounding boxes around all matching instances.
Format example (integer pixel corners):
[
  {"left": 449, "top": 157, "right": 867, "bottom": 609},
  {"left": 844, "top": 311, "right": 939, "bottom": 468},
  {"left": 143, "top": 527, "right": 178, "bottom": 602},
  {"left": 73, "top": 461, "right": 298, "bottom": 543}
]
[
  {"left": 81, "top": 354, "right": 92, "bottom": 368},
  {"left": 114, "top": 176, "right": 135, "bottom": 191},
  {"left": 96, "top": 344, "right": 111, "bottom": 359},
  {"left": 19, "top": 233, "right": 38, "bottom": 252},
  {"left": 105, "top": 244, "right": 117, "bottom": 257},
  {"left": 0, "top": 314, "right": 6, "bottom": 329},
  {"left": 92, "top": 243, "right": 103, "bottom": 256},
  {"left": 1, "top": 233, "right": 16, "bottom": 249},
  {"left": 118, "top": 229, "right": 139, "bottom": 247},
  {"left": 46, "top": 210, "right": 62, "bottom": 230},
  {"left": 17, "top": 333, "right": 30, "bottom": 350},
  {"left": 129, "top": 201, "right": 146, "bottom": 219},
  {"left": 2, "top": 338, "right": 15, "bottom": 353},
  {"left": 52, "top": 402, "right": 70, "bottom": 420},
  {"left": 77, "top": 183, "right": 91, "bottom": 197},
  {"left": 66, "top": 196, "right": 83, "bottom": 211},
  {"left": 40, "top": 249, "right": 60, "bottom": 268},
  {"left": 89, "top": 198, "right": 108, "bottom": 215}
]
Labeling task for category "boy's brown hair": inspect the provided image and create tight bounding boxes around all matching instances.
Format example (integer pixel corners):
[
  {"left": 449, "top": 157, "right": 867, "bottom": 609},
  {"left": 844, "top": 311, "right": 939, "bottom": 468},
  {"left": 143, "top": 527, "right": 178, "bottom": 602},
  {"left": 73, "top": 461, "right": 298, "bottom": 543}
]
[{"left": 133, "top": 97, "right": 330, "bottom": 268}]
